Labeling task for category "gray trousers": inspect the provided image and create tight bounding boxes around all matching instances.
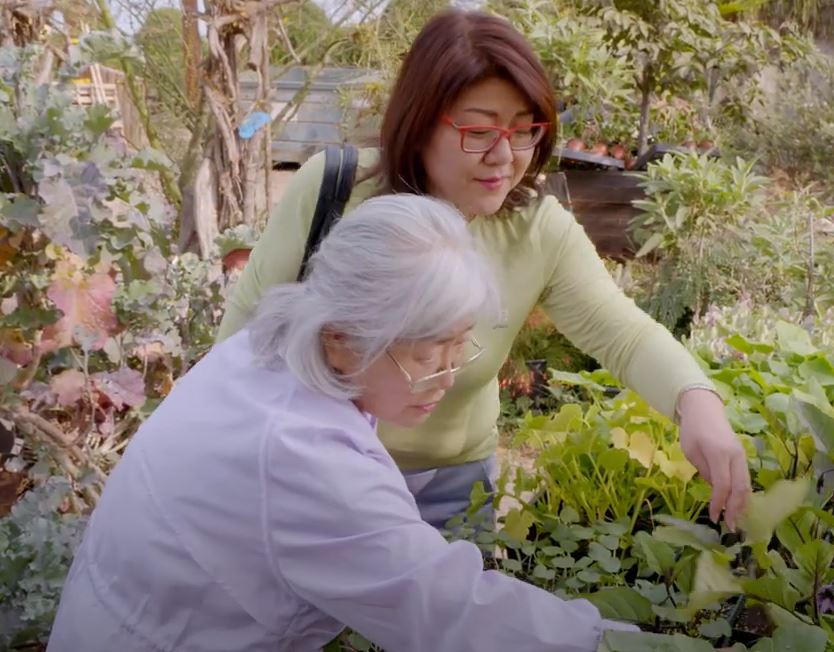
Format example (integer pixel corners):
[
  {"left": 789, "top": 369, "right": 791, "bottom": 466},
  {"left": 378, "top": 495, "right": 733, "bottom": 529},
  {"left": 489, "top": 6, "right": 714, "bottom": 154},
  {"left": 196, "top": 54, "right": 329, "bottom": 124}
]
[{"left": 402, "top": 454, "right": 498, "bottom": 530}]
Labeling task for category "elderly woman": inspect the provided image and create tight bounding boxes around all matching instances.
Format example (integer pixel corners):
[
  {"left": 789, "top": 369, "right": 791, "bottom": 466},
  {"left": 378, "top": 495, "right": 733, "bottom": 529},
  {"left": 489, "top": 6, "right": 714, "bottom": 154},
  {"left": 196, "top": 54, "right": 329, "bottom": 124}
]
[{"left": 47, "top": 196, "right": 636, "bottom": 652}]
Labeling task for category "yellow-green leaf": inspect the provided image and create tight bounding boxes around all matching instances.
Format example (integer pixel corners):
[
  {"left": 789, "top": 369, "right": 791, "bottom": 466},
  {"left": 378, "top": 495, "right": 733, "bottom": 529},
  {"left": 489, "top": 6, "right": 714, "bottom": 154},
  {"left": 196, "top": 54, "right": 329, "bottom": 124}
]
[
  {"left": 627, "top": 430, "right": 655, "bottom": 469},
  {"left": 502, "top": 507, "right": 535, "bottom": 541},
  {"left": 739, "top": 477, "right": 810, "bottom": 545}
]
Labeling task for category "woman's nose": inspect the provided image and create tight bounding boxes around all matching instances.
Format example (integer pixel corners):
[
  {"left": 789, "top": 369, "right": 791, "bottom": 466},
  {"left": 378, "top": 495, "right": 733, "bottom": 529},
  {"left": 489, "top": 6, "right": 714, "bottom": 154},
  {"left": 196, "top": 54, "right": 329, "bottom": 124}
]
[
  {"left": 435, "top": 369, "right": 455, "bottom": 390},
  {"left": 485, "top": 135, "right": 514, "bottom": 164}
]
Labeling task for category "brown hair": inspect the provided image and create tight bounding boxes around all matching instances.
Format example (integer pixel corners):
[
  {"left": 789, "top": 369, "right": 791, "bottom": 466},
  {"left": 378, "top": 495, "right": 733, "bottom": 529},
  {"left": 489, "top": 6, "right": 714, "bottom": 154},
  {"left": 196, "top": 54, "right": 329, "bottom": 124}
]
[{"left": 376, "top": 10, "right": 557, "bottom": 210}]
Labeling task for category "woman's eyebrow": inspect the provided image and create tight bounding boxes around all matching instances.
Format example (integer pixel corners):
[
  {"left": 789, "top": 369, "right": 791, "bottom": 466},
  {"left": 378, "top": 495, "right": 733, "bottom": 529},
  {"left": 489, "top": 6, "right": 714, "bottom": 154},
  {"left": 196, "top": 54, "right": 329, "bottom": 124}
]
[{"left": 461, "top": 108, "right": 535, "bottom": 119}]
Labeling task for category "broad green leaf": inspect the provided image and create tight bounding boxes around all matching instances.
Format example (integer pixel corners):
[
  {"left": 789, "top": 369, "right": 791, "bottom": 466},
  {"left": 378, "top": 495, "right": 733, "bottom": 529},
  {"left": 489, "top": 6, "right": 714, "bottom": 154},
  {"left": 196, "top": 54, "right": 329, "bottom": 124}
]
[
  {"left": 776, "top": 321, "right": 816, "bottom": 357},
  {"left": 588, "top": 542, "right": 622, "bottom": 573},
  {"left": 599, "top": 630, "right": 713, "bottom": 652},
  {"left": 599, "top": 448, "right": 629, "bottom": 473},
  {"left": 532, "top": 564, "right": 556, "bottom": 580},
  {"left": 751, "top": 639, "right": 775, "bottom": 652},
  {"left": 581, "top": 587, "right": 654, "bottom": 624},
  {"left": 692, "top": 550, "right": 742, "bottom": 604},
  {"left": 741, "top": 576, "right": 800, "bottom": 612},
  {"left": 726, "top": 333, "right": 774, "bottom": 355},
  {"left": 799, "top": 357, "right": 834, "bottom": 387},
  {"left": 577, "top": 569, "right": 602, "bottom": 583},
  {"left": 775, "top": 508, "right": 817, "bottom": 560},
  {"left": 501, "top": 558, "right": 522, "bottom": 573},
  {"left": 549, "top": 556, "right": 575, "bottom": 569},
  {"left": 560, "top": 506, "right": 580, "bottom": 524},
  {"left": 792, "top": 391, "right": 834, "bottom": 455},
  {"left": 633, "top": 531, "right": 676, "bottom": 575},
  {"left": 549, "top": 403, "right": 584, "bottom": 433},
  {"left": 653, "top": 515, "right": 720, "bottom": 550},
  {"left": 738, "top": 477, "right": 810, "bottom": 544},
  {"left": 771, "top": 622, "right": 827, "bottom": 652},
  {"left": 502, "top": 508, "right": 535, "bottom": 542},
  {"left": 697, "top": 618, "right": 731, "bottom": 638},
  {"left": 794, "top": 540, "right": 834, "bottom": 584}
]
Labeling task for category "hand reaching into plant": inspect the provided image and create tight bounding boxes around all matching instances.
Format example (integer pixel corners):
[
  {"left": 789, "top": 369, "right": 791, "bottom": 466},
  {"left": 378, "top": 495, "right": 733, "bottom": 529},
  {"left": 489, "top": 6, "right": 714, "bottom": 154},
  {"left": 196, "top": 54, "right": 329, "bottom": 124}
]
[{"left": 677, "top": 388, "right": 752, "bottom": 532}]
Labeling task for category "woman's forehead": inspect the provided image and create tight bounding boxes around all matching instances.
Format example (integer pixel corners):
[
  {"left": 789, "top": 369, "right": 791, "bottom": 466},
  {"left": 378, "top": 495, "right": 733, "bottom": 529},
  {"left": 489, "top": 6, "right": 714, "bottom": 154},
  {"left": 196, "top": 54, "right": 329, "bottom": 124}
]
[{"left": 448, "top": 77, "right": 534, "bottom": 116}]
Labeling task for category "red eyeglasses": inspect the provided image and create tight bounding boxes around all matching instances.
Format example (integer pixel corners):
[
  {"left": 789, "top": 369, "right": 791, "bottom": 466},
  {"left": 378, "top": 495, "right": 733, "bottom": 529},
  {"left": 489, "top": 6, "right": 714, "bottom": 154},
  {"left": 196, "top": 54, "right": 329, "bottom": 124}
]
[{"left": 441, "top": 115, "right": 550, "bottom": 153}]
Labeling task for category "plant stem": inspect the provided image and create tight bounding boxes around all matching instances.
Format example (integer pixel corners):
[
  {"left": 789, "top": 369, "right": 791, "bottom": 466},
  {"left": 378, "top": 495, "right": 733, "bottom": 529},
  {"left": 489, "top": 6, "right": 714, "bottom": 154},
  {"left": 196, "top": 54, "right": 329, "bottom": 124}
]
[{"left": 637, "top": 68, "right": 652, "bottom": 155}]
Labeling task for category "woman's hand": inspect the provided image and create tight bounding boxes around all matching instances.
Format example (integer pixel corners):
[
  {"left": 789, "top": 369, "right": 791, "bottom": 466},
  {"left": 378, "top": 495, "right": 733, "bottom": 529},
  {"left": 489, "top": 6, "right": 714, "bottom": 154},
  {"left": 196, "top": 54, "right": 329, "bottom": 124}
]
[{"left": 677, "top": 388, "right": 751, "bottom": 531}]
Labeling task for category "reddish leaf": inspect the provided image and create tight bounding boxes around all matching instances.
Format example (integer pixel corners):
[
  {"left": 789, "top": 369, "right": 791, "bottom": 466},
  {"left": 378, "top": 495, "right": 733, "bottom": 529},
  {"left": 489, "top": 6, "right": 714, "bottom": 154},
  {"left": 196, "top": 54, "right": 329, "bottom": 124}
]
[
  {"left": 0, "top": 329, "right": 33, "bottom": 365},
  {"left": 42, "top": 257, "right": 119, "bottom": 351},
  {"left": 50, "top": 369, "right": 87, "bottom": 407},
  {"left": 91, "top": 368, "right": 146, "bottom": 410}
]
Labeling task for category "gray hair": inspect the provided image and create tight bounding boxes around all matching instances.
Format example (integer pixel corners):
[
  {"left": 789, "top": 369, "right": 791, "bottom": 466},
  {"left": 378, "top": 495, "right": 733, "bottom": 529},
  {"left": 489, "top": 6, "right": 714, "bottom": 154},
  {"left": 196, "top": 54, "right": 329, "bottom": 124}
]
[{"left": 248, "top": 194, "right": 501, "bottom": 399}]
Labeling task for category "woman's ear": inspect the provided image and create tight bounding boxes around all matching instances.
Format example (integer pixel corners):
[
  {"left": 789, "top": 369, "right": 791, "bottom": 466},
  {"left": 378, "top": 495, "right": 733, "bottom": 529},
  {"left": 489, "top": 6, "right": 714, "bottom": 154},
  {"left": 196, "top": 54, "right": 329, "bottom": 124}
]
[{"left": 321, "top": 329, "right": 354, "bottom": 374}]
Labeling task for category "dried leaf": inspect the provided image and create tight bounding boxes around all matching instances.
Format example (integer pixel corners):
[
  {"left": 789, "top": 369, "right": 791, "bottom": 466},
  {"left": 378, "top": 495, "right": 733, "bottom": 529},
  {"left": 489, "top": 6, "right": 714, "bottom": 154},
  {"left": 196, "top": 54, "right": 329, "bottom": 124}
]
[
  {"left": 91, "top": 368, "right": 146, "bottom": 410},
  {"left": 50, "top": 369, "right": 86, "bottom": 406}
]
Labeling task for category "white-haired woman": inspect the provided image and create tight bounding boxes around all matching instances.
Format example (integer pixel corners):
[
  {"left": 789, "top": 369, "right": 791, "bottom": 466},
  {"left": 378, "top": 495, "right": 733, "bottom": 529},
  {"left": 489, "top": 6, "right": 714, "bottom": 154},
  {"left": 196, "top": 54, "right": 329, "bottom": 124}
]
[{"left": 47, "top": 196, "right": 636, "bottom": 652}]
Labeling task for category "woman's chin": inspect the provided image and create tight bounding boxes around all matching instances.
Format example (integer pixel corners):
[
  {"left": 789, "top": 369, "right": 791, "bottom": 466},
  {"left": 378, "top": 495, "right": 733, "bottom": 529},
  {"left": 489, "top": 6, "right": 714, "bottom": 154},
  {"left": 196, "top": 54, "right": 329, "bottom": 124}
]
[{"left": 468, "top": 195, "right": 508, "bottom": 217}]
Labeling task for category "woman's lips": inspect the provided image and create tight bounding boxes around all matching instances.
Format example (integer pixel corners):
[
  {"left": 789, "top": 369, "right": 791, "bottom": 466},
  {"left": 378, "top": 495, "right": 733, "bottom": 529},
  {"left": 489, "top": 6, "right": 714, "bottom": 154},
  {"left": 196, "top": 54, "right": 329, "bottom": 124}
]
[
  {"left": 413, "top": 402, "right": 439, "bottom": 414},
  {"left": 476, "top": 176, "right": 507, "bottom": 191}
]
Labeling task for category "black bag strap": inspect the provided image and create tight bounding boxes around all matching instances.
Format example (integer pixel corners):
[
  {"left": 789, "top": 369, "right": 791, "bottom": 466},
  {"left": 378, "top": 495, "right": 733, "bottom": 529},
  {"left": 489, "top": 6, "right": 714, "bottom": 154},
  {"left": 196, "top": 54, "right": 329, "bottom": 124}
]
[{"left": 297, "top": 144, "right": 358, "bottom": 281}]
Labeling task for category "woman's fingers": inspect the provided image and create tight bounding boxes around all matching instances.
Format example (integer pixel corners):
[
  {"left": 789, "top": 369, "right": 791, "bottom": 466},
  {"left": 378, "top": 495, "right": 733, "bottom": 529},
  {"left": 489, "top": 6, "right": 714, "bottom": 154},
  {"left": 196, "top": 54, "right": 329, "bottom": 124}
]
[
  {"left": 723, "top": 450, "right": 752, "bottom": 532},
  {"left": 708, "top": 455, "right": 732, "bottom": 526}
]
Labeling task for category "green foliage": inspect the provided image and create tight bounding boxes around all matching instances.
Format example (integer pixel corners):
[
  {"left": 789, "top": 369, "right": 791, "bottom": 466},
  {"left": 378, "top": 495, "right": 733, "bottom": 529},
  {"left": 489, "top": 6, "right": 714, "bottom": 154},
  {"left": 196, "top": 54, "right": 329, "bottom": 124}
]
[
  {"left": 504, "top": 2, "right": 637, "bottom": 145},
  {"left": 554, "top": 0, "right": 809, "bottom": 151},
  {"left": 476, "top": 326, "right": 834, "bottom": 649},
  {"left": 0, "top": 477, "right": 87, "bottom": 649},
  {"left": 628, "top": 152, "right": 768, "bottom": 330},
  {"left": 724, "top": 55, "right": 834, "bottom": 197},
  {"left": 135, "top": 8, "right": 190, "bottom": 118},
  {"left": 0, "top": 42, "right": 230, "bottom": 647}
]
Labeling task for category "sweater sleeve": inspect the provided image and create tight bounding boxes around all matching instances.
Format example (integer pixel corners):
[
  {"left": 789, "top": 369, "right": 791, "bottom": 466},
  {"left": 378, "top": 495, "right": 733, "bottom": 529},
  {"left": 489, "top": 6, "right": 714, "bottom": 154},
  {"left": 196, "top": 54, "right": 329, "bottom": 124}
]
[
  {"left": 215, "top": 151, "right": 326, "bottom": 342},
  {"left": 264, "top": 423, "right": 607, "bottom": 652},
  {"left": 536, "top": 196, "right": 712, "bottom": 419}
]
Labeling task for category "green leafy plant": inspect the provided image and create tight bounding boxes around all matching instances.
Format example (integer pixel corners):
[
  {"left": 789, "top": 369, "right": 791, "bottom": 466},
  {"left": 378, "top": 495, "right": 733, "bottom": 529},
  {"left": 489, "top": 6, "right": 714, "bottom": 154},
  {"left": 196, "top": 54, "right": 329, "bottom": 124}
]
[
  {"left": 553, "top": 0, "right": 810, "bottom": 154},
  {"left": 0, "top": 476, "right": 87, "bottom": 649},
  {"left": 628, "top": 152, "right": 769, "bottom": 331}
]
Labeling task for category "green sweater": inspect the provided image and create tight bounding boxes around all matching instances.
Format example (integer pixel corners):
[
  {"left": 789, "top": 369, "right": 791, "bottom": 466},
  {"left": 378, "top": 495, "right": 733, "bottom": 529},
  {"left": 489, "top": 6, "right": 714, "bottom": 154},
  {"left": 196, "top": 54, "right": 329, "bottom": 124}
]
[{"left": 217, "top": 148, "right": 711, "bottom": 470}]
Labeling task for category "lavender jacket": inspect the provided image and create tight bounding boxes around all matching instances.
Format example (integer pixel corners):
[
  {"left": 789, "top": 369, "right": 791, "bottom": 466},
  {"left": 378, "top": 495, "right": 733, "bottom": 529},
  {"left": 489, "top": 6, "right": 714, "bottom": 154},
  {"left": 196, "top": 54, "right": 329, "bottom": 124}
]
[{"left": 47, "top": 331, "right": 618, "bottom": 652}]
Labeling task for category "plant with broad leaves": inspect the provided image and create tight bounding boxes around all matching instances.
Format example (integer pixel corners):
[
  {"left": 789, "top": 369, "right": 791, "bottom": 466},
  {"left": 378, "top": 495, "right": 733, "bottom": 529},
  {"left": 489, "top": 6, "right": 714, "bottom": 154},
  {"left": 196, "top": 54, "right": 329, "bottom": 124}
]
[{"left": 0, "top": 42, "right": 228, "bottom": 502}]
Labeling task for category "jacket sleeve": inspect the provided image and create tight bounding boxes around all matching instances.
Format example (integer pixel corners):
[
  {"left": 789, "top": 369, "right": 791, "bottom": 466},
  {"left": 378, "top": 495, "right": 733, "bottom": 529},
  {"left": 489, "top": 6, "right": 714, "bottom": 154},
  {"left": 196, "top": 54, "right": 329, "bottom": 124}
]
[
  {"left": 215, "top": 151, "right": 326, "bottom": 342},
  {"left": 263, "top": 424, "right": 606, "bottom": 652},
  {"left": 537, "top": 196, "right": 712, "bottom": 418}
]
